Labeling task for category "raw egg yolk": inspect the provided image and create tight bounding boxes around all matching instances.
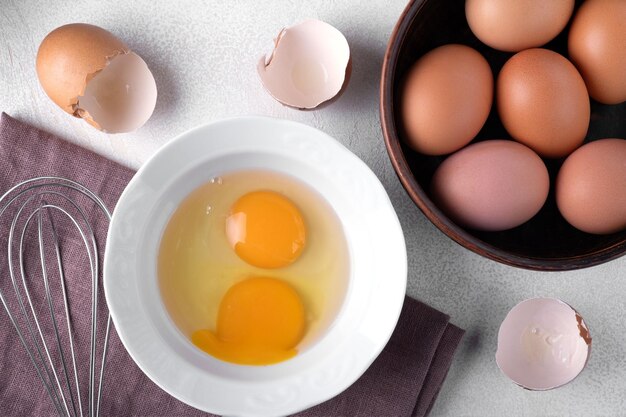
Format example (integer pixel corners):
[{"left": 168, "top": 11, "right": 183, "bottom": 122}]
[
  {"left": 192, "top": 277, "right": 306, "bottom": 365},
  {"left": 225, "top": 191, "right": 306, "bottom": 269}
]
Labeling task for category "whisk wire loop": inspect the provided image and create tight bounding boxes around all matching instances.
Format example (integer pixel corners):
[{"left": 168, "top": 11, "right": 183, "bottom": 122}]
[{"left": 0, "top": 177, "right": 113, "bottom": 417}]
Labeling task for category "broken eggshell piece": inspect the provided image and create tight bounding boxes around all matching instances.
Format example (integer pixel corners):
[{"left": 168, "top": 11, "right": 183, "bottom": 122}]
[
  {"left": 36, "top": 23, "right": 157, "bottom": 133},
  {"left": 257, "top": 19, "right": 350, "bottom": 109},
  {"left": 496, "top": 297, "right": 591, "bottom": 391},
  {"left": 77, "top": 52, "right": 157, "bottom": 133}
]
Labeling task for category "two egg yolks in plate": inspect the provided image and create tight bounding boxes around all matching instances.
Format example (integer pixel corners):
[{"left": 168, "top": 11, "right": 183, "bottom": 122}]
[{"left": 191, "top": 190, "right": 308, "bottom": 365}]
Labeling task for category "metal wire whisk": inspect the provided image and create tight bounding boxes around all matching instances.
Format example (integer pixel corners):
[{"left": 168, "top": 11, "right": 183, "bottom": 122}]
[{"left": 0, "top": 177, "right": 112, "bottom": 417}]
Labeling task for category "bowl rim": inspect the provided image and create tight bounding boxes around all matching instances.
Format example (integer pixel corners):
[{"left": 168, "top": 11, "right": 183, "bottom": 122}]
[
  {"left": 104, "top": 116, "right": 407, "bottom": 416},
  {"left": 379, "top": 0, "right": 626, "bottom": 271}
]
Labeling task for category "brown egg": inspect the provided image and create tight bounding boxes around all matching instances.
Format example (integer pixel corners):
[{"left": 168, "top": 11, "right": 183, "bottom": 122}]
[
  {"left": 465, "top": 0, "right": 575, "bottom": 52},
  {"left": 568, "top": 0, "right": 626, "bottom": 104},
  {"left": 431, "top": 140, "right": 549, "bottom": 231},
  {"left": 556, "top": 139, "right": 626, "bottom": 234},
  {"left": 401, "top": 44, "right": 493, "bottom": 156},
  {"left": 497, "top": 49, "right": 589, "bottom": 158},
  {"left": 36, "top": 24, "right": 157, "bottom": 133}
]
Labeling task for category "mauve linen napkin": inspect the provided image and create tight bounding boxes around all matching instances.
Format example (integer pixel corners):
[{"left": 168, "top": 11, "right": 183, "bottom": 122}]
[{"left": 0, "top": 113, "right": 464, "bottom": 417}]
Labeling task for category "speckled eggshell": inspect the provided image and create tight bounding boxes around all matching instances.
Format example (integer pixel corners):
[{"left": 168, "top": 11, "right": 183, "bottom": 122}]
[{"left": 431, "top": 140, "right": 549, "bottom": 231}]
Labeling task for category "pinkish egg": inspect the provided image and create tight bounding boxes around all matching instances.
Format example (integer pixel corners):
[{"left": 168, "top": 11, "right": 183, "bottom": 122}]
[{"left": 431, "top": 140, "right": 549, "bottom": 231}]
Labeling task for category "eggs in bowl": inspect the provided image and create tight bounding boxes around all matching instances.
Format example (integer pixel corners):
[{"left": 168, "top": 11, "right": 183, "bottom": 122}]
[
  {"left": 104, "top": 117, "right": 406, "bottom": 416},
  {"left": 158, "top": 170, "right": 350, "bottom": 365}
]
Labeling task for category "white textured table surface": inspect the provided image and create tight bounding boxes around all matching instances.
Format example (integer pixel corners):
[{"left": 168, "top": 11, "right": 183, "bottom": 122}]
[{"left": 1, "top": 1, "right": 625, "bottom": 416}]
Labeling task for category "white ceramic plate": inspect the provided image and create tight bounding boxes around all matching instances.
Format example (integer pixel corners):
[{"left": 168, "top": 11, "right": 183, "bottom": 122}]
[{"left": 104, "top": 117, "right": 406, "bottom": 417}]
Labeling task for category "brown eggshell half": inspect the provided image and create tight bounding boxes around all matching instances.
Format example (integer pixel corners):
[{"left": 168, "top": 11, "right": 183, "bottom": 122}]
[{"left": 36, "top": 23, "right": 129, "bottom": 115}]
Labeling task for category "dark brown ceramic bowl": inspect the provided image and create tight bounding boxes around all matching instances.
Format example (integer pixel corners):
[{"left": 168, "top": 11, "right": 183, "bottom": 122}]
[{"left": 380, "top": 0, "right": 626, "bottom": 271}]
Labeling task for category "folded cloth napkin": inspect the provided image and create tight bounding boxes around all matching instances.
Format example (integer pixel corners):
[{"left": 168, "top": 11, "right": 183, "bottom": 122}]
[{"left": 0, "top": 113, "right": 464, "bottom": 417}]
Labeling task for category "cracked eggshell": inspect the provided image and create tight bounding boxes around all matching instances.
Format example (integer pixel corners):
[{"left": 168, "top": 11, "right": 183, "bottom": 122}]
[
  {"left": 77, "top": 52, "right": 157, "bottom": 133},
  {"left": 257, "top": 19, "right": 351, "bottom": 110},
  {"left": 36, "top": 23, "right": 157, "bottom": 133},
  {"left": 496, "top": 298, "right": 591, "bottom": 391}
]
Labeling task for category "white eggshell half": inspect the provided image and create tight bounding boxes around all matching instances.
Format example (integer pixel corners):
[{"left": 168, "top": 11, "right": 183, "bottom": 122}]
[
  {"left": 77, "top": 52, "right": 157, "bottom": 133},
  {"left": 257, "top": 19, "right": 350, "bottom": 109},
  {"left": 496, "top": 297, "right": 591, "bottom": 390}
]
